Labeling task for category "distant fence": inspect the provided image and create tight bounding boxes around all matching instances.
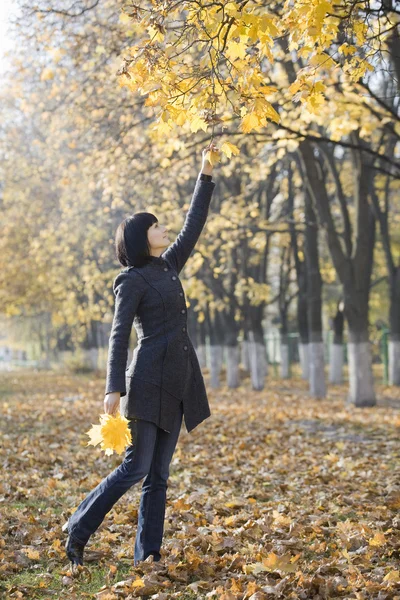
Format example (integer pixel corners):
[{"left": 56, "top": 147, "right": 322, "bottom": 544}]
[
  {"left": 263, "top": 329, "right": 391, "bottom": 384},
  {"left": 0, "top": 329, "right": 391, "bottom": 384},
  {"left": 0, "top": 359, "right": 41, "bottom": 372}
]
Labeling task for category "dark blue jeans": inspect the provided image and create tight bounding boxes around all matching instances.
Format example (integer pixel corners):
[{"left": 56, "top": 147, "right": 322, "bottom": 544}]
[{"left": 67, "top": 401, "right": 183, "bottom": 565}]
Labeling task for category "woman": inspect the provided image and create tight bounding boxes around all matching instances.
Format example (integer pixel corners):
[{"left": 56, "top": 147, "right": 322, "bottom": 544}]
[{"left": 64, "top": 143, "right": 218, "bottom": 567}]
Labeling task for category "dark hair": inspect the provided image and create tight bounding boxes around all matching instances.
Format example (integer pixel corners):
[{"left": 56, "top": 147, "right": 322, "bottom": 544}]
[{"left": 115, "top": 212, "right": 158, "bottom": 268}]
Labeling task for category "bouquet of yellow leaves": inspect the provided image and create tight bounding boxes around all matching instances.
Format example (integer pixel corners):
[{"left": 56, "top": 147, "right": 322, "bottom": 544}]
[{"left": 86, "top": 412, "right": 132, "bottom": 456}]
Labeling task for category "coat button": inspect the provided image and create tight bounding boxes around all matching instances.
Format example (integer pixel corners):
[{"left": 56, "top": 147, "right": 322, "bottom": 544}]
[
  {"left": 179, "top": 292, "right": 183, "bottom": 296},
  {"left": 181, "top": 308, "right": 185, "bottom": 314},
  {"left": 172, "top": 276, "right": 176, "bottom": 280},
  {"left": 163, "top": 267, "right": 168, "bottom": 271},
  {"left": 182, "top": 326, "right": 186, "bottom": 332},
  {"left": 184, "top": 345, "right": 188, "bottom": 350}
]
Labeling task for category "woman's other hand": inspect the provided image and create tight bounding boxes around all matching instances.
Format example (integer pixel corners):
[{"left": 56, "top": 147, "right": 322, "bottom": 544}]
[
  {"left": 104, "top": 391, "right": 120, "bottom": 416},
  {"left": 201, "top": 142, "right": 219, "bottom": 175}
]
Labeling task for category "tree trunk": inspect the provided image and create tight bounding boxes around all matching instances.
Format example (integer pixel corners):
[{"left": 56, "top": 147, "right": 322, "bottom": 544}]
[
  {"left": 248, "top": 327, "right": 267, "bottom": 390},
  {"left": 196, "top": 318, "right": 207, "bottom": 369},
  {"left": 280, "top": 332, "right": 290, "bottom": 379},
  {"left": 345, "top": 148, "right": 376, "bottom": 406},
  {"left": 288, "top": 169, "right": 309, "bottom": 381},
  {"left": 278, "top": 244, "right": 294, "bottom": 380},
  {"left": 206, "top": 305, "right": 224, "bottom": 388},
  {"left": 304, "top": 192, "right": 326, "bottom": 398},
  {"left": 347, "top": 340, "right": 375, "bottom": 406},
  {"left": 389, "top": 267, "right": 400, "bottom": 385},
  {"left": 241, "top": 333, "right": 250, "bottom": 371},
  {"left": 344, "top": 288, "right": 376, "bottom": 405},
  {"left": 329, "top": 301, "right": 345, "bottom": 384},
  {"left": 298, "top": 342, "right": 309, "bottom": 380},
  {"left": 298, "top": 139, "right": 376, "bottom": 406},
  {"left": 222, "top": 311, "right": 241, "bottom": 388},
  {"left": 329, "top": 343, "right": 344, "bottom": 384},
  {"left": 226, "top": 344, "right": 240, "bottom": 387}
]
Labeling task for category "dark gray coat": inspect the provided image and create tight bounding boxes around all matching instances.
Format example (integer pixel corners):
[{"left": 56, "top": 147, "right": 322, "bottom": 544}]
[{"left": 105, "top": 177, "right": 216, "bottom": 433}]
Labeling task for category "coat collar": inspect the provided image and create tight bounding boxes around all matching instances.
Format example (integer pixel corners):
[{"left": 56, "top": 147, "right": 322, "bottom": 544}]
[{"left": 147, "top": 255, "right": 166, "bottom": 265}]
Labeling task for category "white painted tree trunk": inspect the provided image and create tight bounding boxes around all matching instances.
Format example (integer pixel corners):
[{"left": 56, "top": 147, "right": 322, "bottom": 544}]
[
  {"left": 280, "top": 343, "right": 290, "bottom": 379},
  {"left": 347, "top": 342, "right": 376, "bottom": 406},
  {"left": 298, "top": 343, "right": 309, "bottom": 380},
  {"left": 241, "top": 340, "right": 250, "bottom": 371},
  {"left": 226, "top": 345, "right": 240, "bottom": 387},
  {"left": 209, "top": 344, "right": 223, "bottom": 388},
  {"left": 329, "top": 343, "right": 344, "bottom": 384},
  {"left": 309, "top": 341, "right": 326, "bottom": 397},
  {"left": 389, "top": 340, "right": 400, "bottom": 386},
  {"left": 196, "top": 344, "right": 207, "bottom": 369},
  {"left": 248, "top": 332, "right": 267, "bottom": 390},
  {"left": 88, "top": 347, "right": 99, "bottom": 370}
]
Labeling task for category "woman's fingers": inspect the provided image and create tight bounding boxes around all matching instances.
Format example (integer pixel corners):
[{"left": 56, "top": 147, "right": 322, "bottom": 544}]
[
  {"left": 104, "top": 393, "right": 120, "bottom": 415},
  {"left": 204, "top": 143, "right": 219, "bottom": 152}
]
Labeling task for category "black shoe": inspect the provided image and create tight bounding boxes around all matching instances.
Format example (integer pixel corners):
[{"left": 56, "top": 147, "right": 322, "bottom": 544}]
[{"left": 65, "top": 533, "right": 85, "bottom": 566}]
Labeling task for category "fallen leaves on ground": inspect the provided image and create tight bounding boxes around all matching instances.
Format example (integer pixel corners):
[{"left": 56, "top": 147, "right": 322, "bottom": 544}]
[{"left": 0, "top": 369, "right": 399, "bottom": 598}]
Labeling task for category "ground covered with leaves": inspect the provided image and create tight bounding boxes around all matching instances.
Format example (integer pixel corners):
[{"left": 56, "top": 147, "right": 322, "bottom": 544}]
[{"left": 1, "top": 369, "right": 399, "bottom": 599}]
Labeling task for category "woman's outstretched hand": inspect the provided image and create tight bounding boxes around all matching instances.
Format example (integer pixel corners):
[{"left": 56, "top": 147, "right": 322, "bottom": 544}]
[
  {"left": 104, "top": 391, "right": 120, "bottom": 416},
  {"left": 201, "top": 142, "right": 219, "bottom": 175}
]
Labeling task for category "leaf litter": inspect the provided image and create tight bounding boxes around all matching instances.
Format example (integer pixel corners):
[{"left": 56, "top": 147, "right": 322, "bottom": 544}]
[{"left": 0, "top": 370, "right": 399, "bottom": 598}]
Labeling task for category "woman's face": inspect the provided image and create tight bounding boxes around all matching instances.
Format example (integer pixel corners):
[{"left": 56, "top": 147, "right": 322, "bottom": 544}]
[{"left": 147, "top": 221, "right": 169, "bottom": 252}]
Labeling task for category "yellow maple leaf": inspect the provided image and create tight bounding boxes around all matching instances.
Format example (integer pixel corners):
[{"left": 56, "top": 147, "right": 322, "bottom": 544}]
[
  {"left": 384, "top": 571, "right": 400, "bottom": 582},
  {"left": 86, "top": 413, "right": 132, "bottom": 456},
  {"left": 175, "top": 109, "right": 187, "bottom": 126},
  {"left": 338, "top": 43, "right": 356, "bottom": 56},
  {"left": 147, "top": 24, "right": 164, "bottom": 42},
  {"left": 369, "top": 532, "right": 386, "bottom": 547},
  {"left": 259, "top": 85, "right": 278, "bottom": 95},
  {"left": 220, "top": 141, "right": 240, "bottom": 159},
  {"left": 342, "top": 548, "right": 351, "bottom": 561},
  {"left": 140, "top": 80, "right": 162, "bottom": 95},
  {"left": 263, "top": 551, "right": 279, "bottom": 569},
  {"left": 262, "top": 551, "right": 298, "bottom": 572},
  {"left": 272, "top": 509, "right": 292, "bottom": 526},
  {"left": 86, "top": 423, "right": 103, "bottom": 447},
  {"left": 101, "top": 413, "right": 132, "bottom": 455},
  {"left": 225, "top": 40, "right": 247, "bottom": 61},
  {"left": 22, "top": 548, "right": 40, "bottom": 560},
  {"left": 353, "top": 21, "right": 367, "bottom": 45},
  {"left": 253, "top": 97, "right": 268, "bottom": 114},
  {"left": 205, "top": 149, "right": 221, "bottom": 166},
  {"left": 259, "top": 15, "right": 279, "bottom": 36},
  {"left": 240, "top": 112, "right": 261, "bottom": 133},
  {"left": 314, "top": 0, "right": 331, "bottom": 23},
  {"left": 190, "top": 114, "right": 208, "bottom": 133},
  {"left": 173, "top": 498, "right": 191, "bottom": 510},
  {"left": 309, "top": 52, "right": 337, "bottom": 70},
  {"left": 150, "top": 119, "right": 173, "bottom": 136}
]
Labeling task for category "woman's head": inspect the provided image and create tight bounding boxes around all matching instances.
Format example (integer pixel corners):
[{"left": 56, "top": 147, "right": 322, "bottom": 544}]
[{"left": 115, "top": 212, "right": 169, "bottom": 267}]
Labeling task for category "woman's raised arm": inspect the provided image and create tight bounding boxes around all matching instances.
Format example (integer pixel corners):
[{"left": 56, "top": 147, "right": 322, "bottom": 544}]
[{"left": 162, "top": 143, "right": 218, "bottom": 274}]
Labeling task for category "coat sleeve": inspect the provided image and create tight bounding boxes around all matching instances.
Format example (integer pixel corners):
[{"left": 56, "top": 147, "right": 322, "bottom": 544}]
[
  {"left": 162, "top": 178, "right": 216, "bottom": 275},
  {"left": 104, "top": 271, "right": 146, "bottom": 397}
]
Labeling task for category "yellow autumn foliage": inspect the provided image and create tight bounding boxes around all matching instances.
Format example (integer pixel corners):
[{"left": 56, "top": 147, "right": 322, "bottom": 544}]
[{"left": 86, "top": 413, "right": 132, "bottom": 456}]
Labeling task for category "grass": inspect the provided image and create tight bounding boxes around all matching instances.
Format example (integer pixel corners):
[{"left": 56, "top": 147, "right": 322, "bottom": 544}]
[{"left": 4, "top": 561, "right": 135, "bottom": 598}]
